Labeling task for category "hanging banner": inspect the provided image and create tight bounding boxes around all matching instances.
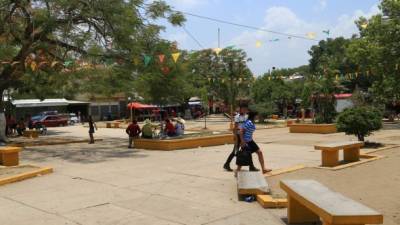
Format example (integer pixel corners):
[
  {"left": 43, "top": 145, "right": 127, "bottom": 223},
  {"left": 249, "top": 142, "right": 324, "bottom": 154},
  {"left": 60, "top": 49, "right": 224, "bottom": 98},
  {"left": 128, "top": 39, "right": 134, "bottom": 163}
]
[
  {"left": 144, "top": 55, "right": 152, "bottom": 67},
  {"left": 213, "top": 48, "right": 222, "bottom": 55},
  {"left": 306, "top": 32, "right": 316, "bottom": 39},
  {"left": 361, "top": 23, "right": 368, "bottom": 29},
  {"left": 30, "top": 61, "right": 37, "bottom": 71},
  {"left": 323, "top": 30, "right": 330, "bottom": 36},
  {"left": 158, "top": 54, "right": 165, "bottom": 63},
  {"left": 171, "top": 52, "right": 180, "bottom": 63},
  {"left": 161, "top": 66, "right": 170, "bottom": 75},
  {"left": 63, "top": 61, "right": 73, "bottom": 67},
  {"left": 255, "top": 40, "right": 262, "bottom": 48}
]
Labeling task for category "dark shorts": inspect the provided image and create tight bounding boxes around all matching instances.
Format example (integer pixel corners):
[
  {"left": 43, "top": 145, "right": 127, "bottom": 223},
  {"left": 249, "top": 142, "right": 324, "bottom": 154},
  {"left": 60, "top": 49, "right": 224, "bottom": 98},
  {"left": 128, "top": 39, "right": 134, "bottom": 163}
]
[{"left": 246, "top": 140, "right": 260, "bottom": 153}]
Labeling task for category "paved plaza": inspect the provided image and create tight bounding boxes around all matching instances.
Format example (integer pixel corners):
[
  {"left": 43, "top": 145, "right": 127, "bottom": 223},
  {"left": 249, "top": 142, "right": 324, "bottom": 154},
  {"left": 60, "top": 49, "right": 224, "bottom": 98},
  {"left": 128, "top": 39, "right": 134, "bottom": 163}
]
[{"left": 1, "top": 122, "right": 399, "bottom": 225}]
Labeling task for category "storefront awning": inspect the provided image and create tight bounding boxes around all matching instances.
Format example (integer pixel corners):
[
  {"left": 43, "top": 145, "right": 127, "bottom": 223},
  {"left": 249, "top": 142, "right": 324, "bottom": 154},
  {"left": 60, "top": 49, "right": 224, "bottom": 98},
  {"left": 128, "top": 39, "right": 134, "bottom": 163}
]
[{"left": 127, "top": 102, "right": 157, "bottom": 109}]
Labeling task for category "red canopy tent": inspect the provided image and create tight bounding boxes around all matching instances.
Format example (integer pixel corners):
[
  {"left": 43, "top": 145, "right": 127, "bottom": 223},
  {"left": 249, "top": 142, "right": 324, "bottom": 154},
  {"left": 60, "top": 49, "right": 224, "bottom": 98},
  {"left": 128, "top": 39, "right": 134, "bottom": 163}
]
[{"left": 127, "top": 102, "right": 157, "bottom": 109}]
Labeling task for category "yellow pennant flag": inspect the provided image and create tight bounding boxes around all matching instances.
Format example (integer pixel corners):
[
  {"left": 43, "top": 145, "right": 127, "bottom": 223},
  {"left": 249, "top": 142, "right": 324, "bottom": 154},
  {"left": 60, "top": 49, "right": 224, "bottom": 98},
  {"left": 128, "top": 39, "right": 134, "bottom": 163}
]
[
  {"left": 306, "top": 32, "right": 316, "bottom": 39},
  {"left": 30, "top": 61, "right": 37, "bottom": 71},
  {"left": 255, "top": 40, "right": 262, "bottom": 48},
  {"left": 361, "top": 23, "right": 368, "bottom": 29},
  {"left": 213, "top": 48, "right": 222, "bottom": 55},
  {"left": 172, "top": 52, "right": 180, "bottom": 63}
]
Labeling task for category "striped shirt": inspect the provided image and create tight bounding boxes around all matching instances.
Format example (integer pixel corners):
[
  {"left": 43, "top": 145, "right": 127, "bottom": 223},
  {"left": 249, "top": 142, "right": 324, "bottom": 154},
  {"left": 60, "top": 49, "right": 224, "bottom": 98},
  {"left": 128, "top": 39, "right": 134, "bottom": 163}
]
[{"left": 242, "top": 119, "right": 256, "bottom": 142}]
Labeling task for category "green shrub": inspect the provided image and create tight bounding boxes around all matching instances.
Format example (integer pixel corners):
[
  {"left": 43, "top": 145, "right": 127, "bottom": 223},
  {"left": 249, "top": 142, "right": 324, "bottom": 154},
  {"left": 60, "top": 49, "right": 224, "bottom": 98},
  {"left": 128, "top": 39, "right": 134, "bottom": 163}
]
[{"left": 336, "top": 106, "right": 383, "bottom": 141}]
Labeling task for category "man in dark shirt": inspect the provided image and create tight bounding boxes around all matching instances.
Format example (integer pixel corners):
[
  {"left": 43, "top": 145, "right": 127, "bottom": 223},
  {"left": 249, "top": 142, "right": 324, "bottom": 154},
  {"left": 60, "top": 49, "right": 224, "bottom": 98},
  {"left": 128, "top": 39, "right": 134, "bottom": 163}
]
[{"left": 126, "top": 120, "right": 141, "bottom": 148}]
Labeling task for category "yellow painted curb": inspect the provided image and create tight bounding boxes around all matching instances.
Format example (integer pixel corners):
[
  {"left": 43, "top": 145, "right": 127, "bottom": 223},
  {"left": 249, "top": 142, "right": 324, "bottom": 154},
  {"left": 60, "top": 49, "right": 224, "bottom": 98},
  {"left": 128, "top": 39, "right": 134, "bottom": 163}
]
[
  {"left": 362, "top": 144, "right": 400, "bottom": 154},
  {"left": 265, "top": 164, "right": 306, "bottom": 177},
  {"left": 257, "top": 195, "right": 288, "bottom": 208},
  {"left": 314, "top": 154, "right": 385, "bottom": 171},
  {"left": 0, "top": 166, "right": 53, "bottom": 186}
]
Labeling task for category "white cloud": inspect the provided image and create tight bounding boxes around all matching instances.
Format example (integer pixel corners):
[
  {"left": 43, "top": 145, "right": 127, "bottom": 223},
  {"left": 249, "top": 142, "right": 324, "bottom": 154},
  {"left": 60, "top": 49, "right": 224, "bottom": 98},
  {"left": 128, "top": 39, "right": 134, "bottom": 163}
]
[
  {"left": 228, "top": 5, "right": 380, "bottom": 76},
  {"left": 314, "top": 0, "right": 328, "bottom": 12}
]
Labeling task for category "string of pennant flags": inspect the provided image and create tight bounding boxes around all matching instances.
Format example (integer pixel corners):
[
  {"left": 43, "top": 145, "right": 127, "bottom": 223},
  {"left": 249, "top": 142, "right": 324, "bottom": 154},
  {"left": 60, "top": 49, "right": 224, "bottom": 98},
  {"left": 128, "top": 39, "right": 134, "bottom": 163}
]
[{"left": 0, "top": 20, "right": 374, "bottom": 75}]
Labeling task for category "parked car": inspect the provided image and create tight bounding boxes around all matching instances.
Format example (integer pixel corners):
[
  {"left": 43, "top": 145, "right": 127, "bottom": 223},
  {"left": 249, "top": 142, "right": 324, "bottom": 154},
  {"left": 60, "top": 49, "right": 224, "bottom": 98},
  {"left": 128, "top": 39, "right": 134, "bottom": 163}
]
[
  {"left": 68, "top": 113, "right": 79, "bottom": 125},
  {"left": 32, "top": 115, "right": 68, "bottom": 127}
]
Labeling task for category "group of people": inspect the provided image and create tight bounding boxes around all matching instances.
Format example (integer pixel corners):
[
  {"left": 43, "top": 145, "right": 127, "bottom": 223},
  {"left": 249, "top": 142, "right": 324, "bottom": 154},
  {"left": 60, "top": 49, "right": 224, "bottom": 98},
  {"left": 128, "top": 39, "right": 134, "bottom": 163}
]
[
  {"left": 223, "top": 105, "right": 271, "bottom": 174},
  {"left": 5, "top": 115, "right": 45, "bottom": 136},
  {"left": 86, "top": 106, "right": 271, "bottom": 174},
  {"left": 125, "top": 117, "right": 185, "bottom": 148}
]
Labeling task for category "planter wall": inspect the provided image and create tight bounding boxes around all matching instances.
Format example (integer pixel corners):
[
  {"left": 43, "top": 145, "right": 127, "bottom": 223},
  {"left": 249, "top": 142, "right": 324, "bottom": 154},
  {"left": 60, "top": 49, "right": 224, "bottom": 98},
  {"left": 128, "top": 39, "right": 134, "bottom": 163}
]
[
  {"left": 134, "top": 134, "right": 234, "bottom": 151},
  {"left": 288, "top": 123, "right": 337, "bottom": 134}
]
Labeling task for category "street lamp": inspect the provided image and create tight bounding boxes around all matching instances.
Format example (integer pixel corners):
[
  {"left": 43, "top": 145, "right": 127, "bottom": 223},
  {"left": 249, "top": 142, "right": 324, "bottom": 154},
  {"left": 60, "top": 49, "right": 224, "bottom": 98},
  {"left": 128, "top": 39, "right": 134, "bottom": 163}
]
[{"left": 128, "top": 97, "right": 132, "bottom": 122}]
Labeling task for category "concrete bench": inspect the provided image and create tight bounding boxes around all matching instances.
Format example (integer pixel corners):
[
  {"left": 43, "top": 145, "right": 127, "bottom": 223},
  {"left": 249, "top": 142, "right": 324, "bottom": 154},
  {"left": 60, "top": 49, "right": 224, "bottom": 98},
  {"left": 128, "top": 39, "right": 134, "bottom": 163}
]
[
  {"left": 314, "top": 141, "right": 364, "bottom": 167},
  {"left": 0, "top": 147, "right": 22, "bottom": 166},
  {"left": 23, "top": 130, "right": 40, "bottom": 138},
  {"left": 281, "top": 180, "right": 383, "bottom": 225},
  {"left": 106, "top": 122, "right": 120, "bottom": 128},
  {"left": 237, "top": 171, "right": 269, "bottom": 199}
]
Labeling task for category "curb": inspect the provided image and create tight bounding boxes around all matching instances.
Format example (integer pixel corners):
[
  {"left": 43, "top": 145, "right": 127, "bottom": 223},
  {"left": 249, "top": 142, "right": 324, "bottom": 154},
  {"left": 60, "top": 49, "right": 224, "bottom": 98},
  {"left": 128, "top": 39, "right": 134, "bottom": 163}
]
[{"left": 0, "top": 166, "right": 53, "bottom": 186}]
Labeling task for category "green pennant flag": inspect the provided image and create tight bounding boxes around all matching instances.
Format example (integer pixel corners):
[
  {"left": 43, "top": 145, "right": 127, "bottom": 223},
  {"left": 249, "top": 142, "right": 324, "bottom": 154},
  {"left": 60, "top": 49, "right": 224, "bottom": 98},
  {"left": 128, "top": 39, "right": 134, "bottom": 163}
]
[
  {"left": 63, "top": 61, "right": 73, "bottom": 67},
  {"left": 144, "top": 55, "right": 152, "bottom": 67}
]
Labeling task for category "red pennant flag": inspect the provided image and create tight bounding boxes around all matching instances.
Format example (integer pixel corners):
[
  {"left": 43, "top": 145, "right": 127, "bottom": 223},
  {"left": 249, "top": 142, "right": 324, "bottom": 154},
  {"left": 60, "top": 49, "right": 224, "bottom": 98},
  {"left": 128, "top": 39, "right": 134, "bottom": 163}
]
[
  {"left": 158, "top": 54, "right": 165, "bottom": 63},
  {"left": 161, "top": 66, "right": 170, "bottom": 75}
]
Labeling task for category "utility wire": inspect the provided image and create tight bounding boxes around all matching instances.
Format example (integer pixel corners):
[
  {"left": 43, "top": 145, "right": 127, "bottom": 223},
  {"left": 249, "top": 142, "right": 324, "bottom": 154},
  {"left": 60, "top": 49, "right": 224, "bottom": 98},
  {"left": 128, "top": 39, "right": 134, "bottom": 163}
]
[
  {"left": 178, "top": 11, "right": 318, "bottom": 42},
  {"left": 182, "top": 26, "right": 205, "bottom": 49}
]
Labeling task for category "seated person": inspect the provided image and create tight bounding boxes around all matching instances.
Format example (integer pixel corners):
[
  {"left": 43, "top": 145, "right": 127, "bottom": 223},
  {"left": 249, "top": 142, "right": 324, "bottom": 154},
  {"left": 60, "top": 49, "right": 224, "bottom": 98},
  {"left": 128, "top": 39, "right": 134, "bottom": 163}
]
[
  {"left": 175, "top": 118, "right": 185, "bottom": 136},
  {"left": 141, "top": 119, "right": 153, "bottom": 139},
  {"left": 164, "top": 119, "right": 176, "bottom": 137}
]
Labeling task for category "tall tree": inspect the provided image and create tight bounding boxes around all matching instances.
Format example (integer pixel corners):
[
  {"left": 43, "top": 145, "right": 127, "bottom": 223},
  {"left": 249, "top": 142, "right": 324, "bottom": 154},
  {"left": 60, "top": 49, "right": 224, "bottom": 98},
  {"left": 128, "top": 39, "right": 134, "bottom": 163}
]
[{"left": 0, "top": 0, "right": 185, "bottom": 142}]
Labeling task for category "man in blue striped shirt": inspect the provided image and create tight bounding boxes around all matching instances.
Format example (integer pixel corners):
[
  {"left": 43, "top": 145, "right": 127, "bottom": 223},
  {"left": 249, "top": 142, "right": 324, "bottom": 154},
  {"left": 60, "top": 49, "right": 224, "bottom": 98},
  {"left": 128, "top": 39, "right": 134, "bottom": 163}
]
[{"left": 238, "top": 111, "right": 271, "bottom": 174}]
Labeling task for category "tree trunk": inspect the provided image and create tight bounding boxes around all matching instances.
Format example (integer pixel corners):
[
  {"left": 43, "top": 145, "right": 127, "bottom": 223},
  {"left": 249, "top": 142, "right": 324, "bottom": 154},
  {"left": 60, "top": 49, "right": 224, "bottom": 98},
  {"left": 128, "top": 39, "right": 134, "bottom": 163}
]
[
  {"left": 357, "top": 134, "right": 365, "bottom": 142},
  {"left": 0, "top": 89, "right": 8, "bottom": 143}
]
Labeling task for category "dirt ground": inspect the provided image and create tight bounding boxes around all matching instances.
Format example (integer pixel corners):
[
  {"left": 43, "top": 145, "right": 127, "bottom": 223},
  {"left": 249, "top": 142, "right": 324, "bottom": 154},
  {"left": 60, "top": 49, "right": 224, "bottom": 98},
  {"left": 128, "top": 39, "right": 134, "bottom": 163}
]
[
  {"left": 266, "top": 148, "right": 400, "bottom": 225},
  {"left": 0, "top": 165, "right": 40, "bottom": 179}
]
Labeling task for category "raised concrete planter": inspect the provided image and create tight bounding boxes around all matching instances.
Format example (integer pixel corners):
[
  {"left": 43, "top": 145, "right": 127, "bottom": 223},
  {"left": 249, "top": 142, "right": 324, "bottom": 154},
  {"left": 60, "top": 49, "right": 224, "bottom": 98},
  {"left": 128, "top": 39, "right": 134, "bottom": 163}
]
[
  {"left": 134, "top": 134, "right": 234, "bottom": 151},
  {"left": 0, "top": 147, "right": 21, "bottom": 166},
  {"left": 288, "top": 123, "right": 337, "bottom": 134}
]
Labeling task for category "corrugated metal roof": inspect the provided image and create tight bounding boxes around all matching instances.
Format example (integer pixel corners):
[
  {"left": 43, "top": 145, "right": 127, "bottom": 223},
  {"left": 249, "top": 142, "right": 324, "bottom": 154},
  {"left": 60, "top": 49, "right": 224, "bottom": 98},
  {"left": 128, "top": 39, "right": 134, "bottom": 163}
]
[{"left": 12, "top": 99, "right": 89, "bottom": 108}]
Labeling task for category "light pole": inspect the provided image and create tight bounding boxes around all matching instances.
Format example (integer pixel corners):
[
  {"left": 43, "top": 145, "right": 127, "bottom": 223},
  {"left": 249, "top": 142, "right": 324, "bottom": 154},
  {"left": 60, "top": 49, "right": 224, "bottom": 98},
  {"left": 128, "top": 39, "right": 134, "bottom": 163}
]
[{"left": 128, "top": 97, "right": 132, "bottom": 122}]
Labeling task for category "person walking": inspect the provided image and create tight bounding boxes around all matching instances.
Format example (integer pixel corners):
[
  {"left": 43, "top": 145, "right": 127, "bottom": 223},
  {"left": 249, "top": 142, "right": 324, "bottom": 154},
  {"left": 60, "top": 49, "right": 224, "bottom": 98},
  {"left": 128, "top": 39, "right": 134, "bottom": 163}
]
[
  {"left": 237, "top": 111, "right": 271, "bottom": 174},
  {"left": 223, "top": 105, "right": 258, "bottom": 172},
  {"left": 126, "top": 120, "right": 141, "bottom": 148},
  {"left": 88, "top": 116, "right": 97, "bottom": 144}
]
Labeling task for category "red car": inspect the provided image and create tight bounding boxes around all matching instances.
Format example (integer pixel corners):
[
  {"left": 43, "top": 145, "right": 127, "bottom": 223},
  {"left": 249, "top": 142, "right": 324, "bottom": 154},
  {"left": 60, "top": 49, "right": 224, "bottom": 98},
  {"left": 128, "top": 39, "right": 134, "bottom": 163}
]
[{"left": 32, "top": 115, "right": 68, "bottom": 127}]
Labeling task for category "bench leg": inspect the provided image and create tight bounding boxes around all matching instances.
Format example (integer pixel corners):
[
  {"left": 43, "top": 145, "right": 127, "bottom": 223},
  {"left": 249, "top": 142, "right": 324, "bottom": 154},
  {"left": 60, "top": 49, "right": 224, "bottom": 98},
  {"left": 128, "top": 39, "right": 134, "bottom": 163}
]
[
  {"left": 288, "top": 196, "right": 320, "bottom": 224},
  {"left": 321, "top": 150, "right": 339, "bottom": 167},
  {"left": 343, "top": 147, "right": 360, "bottom": 162}
]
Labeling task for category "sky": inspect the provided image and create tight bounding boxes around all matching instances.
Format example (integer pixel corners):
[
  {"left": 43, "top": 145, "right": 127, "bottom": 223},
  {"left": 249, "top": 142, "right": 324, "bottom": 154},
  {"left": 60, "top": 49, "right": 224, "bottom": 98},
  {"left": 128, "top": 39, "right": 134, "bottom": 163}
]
[{"left": 158, "top": 0, "right": 381, "bottom": 76}]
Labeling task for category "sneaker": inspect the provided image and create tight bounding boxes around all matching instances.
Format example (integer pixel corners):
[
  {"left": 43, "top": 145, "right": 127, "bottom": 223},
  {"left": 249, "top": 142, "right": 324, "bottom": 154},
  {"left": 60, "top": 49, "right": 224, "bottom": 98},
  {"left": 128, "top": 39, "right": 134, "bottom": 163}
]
[
  {"left": 249, "top": 166, "right": 260, "bottom": 172},
  {"left": 223, "top": 163, "right": 233, "bottom": 172}
]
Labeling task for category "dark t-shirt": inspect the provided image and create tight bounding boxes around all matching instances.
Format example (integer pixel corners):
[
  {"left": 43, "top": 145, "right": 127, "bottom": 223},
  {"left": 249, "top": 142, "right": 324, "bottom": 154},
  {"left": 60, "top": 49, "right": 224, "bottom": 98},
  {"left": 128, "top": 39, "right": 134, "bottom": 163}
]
[{"left": 126, "top": 124, "right": 141, "bottom": 137}]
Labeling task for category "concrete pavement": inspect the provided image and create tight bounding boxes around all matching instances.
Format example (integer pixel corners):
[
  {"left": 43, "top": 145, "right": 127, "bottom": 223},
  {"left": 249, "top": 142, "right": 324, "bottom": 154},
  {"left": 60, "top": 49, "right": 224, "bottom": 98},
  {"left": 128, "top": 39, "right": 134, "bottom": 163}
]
[{"left": 1, "top": 123, "right": 398, "bottom": 225}]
